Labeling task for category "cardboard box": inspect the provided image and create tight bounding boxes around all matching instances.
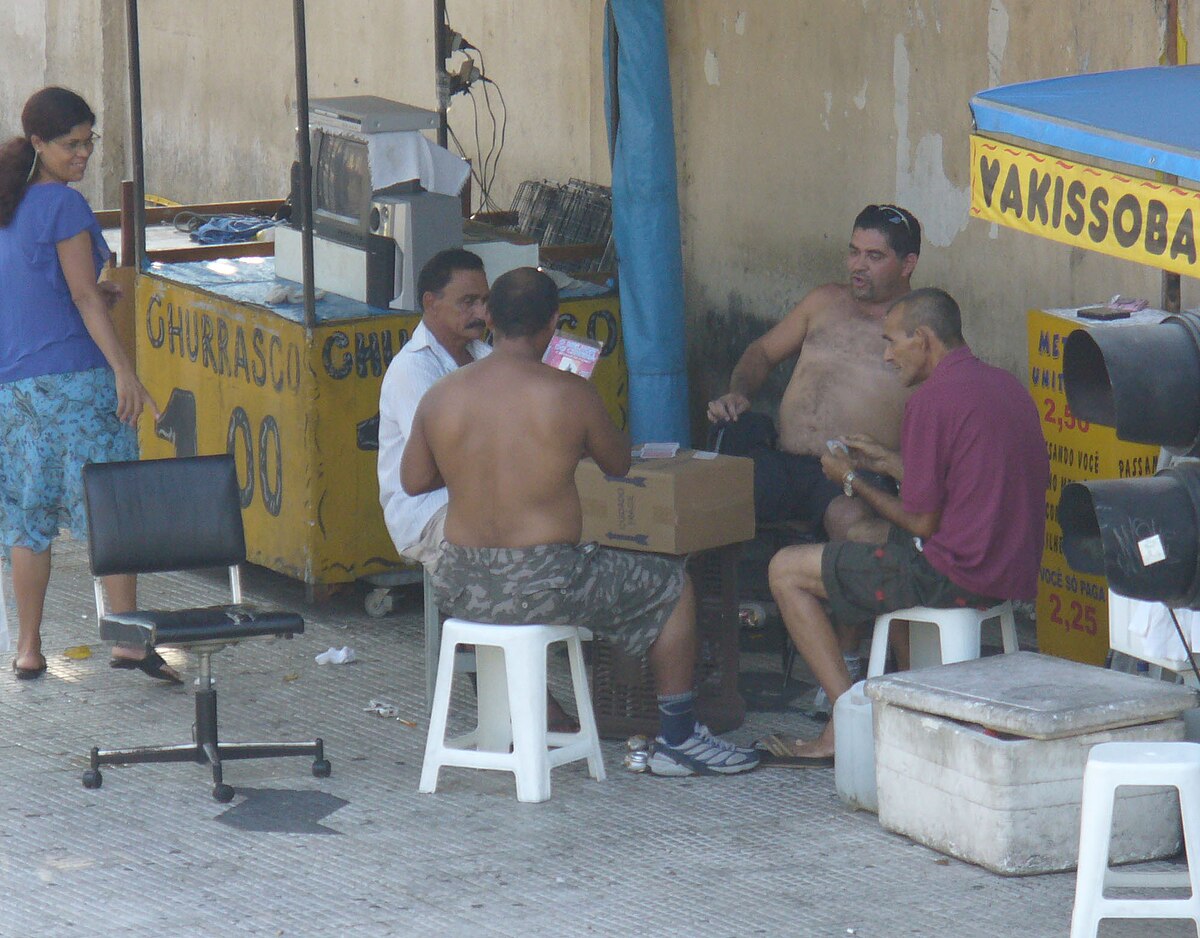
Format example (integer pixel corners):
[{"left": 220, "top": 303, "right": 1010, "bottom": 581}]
[{"left": 575, "top": 451, "right": 754, "bottom": 554}]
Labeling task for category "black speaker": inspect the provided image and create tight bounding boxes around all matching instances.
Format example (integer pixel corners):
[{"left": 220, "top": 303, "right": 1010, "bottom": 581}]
[{"left": 1060, "top": 311, "right": 1200, "bottom": 608}]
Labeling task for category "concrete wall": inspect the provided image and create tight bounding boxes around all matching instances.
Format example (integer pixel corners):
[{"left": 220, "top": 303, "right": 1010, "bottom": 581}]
[
  {"left": 0, "top": 0, "right": 123, "bottom": 208},
  {"left": 3, "top": 0, "right": 1198, "bottom": 422},
  {"left": 126, "top": 1, "right": 608, "bottom": 212}
]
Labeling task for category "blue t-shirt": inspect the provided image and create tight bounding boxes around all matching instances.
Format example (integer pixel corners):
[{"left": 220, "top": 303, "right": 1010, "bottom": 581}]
[{"left": 0, "top": 182, "right": 110, "bottom": 384}]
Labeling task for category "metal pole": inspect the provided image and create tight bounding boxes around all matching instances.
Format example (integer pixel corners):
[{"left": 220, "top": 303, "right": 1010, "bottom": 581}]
[
  {"left": 1162, "top": 0, "right": 1182, "bottom": 314},
  {"left": 435, "top": 0, "right": 448, "bottom": 148},
  {"left": 125, "top": 0, "right": 147, "bottom": 271},
  {"left": 293, "top": 0, "right": 317, "bottom": 333}
]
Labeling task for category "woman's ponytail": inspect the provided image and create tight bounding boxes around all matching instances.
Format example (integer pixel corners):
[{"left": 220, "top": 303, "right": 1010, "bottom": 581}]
[{"left": 0, "top": 135, "right": 35, "bottom": 226}]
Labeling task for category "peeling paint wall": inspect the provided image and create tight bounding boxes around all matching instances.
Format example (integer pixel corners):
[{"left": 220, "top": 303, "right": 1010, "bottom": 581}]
[
  {"left": 1, "top": 0, "right": 121, "bottom": 208},
  {"left": 5, "top": 0, "right": 1200, "bottom": 422},
  {"left": 669, "top": 0, "right": 1200, "bottom": 428}
]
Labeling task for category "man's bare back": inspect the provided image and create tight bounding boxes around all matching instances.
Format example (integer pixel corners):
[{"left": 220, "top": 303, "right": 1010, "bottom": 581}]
[
  {"left": 403, "top": 353, "right": 629, "bottom": 549},
  {"left": 777, "top": 283, "right": 908, "bottom": 455}
]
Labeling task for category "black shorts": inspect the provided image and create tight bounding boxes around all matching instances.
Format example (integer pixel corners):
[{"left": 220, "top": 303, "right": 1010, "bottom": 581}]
[
  {"left": 752, "top": 450, "right": 841, "bottom": 528},
  {"left": 821, "top": 526, "right": 1002, "bottom": 628},
  {"left": 715, "top": 412, "right": 894, "bottom": 530}
]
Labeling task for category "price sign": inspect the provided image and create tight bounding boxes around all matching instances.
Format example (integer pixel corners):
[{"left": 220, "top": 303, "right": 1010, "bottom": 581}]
[{"left": 1027, "top": 308, "right": 1159, "bottom": 665}]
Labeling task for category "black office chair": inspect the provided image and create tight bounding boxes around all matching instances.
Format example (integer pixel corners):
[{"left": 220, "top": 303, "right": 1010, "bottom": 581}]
[{"left": 80, "top": 454, "right": 330, "bottom": 802}]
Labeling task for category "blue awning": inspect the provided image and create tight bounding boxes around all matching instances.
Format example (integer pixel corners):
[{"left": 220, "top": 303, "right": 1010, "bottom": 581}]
[{"left": 970, "top": 65, "right": 1200, "bottom": 183}]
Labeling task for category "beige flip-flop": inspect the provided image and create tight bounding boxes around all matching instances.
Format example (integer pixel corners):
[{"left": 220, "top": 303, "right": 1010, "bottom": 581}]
[{"left": 752, "top": 733, "right": 835, "bottom": 768}]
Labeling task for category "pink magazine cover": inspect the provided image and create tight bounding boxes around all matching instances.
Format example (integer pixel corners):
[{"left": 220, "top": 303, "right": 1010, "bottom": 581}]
[{"left": 542, "top": 331, "right": 603, "bottom": 378}]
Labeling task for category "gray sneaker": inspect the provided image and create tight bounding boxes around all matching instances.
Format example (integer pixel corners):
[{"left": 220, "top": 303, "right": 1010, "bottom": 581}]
[
  {"left": 648, "top": 723, "right": 760, "bottom": 776},
  {"left": 812, "top": 654, "right": 864, "bottom": 716}
]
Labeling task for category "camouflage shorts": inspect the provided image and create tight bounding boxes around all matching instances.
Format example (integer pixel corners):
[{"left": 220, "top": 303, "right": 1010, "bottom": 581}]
[{"left": 430, "top": 541, "right": 687, "bottom": 657}]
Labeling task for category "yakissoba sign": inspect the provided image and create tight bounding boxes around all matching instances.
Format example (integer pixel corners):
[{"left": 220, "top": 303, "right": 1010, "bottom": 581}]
[{"left": 970, "top": 134, "right": 1200, "bottom": 276}]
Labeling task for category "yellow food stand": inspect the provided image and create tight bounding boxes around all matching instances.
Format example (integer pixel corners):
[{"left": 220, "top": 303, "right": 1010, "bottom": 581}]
[{"left": 130, "top": 257, "right": 625, "bottom": 594}]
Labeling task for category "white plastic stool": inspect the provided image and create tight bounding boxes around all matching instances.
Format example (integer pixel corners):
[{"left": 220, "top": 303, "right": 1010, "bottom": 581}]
[
  {"left": 867, "top": 601, "right": 1018, "bottom": 678},
  {"left": 1070, "top": 741, "right": 1200, "bottom": 938},
  {"left": 419, "top": 618, "right": 606, "bottom": 803}
]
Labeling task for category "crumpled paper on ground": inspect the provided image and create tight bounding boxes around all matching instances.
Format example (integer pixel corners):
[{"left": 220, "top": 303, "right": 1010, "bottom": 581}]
[{"left": 314, "top": 646, "right": 356, "bottom": 665}]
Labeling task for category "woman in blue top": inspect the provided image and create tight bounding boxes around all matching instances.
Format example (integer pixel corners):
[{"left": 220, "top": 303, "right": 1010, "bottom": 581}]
[{"left": 0, "top": 87, "right": 179, "bottom": 682}]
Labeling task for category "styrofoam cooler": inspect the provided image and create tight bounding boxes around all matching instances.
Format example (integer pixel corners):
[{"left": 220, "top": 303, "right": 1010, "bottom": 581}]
[
  {"left": 834, "top": 680, "right": 876, "bottom": 812},
  {"left": 866, "top": 652, "right": 1199, "bottom": 875}
]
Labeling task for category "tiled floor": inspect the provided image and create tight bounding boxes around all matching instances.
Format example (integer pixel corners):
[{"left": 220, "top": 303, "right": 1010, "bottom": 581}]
[{"left": 0, "top": 539, "right": 1191, "bottom": 937}]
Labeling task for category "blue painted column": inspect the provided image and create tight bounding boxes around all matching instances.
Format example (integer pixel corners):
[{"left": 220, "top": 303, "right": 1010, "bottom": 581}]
[{"left": 604, "top": 0, "right": 690, "bottom": 445}]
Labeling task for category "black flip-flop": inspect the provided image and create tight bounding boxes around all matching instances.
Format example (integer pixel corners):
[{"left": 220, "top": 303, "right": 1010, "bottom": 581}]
[
  {"left": 11, "top": 657, "right": 47, "bottom": 680},
  {"left": 110, "top": 649, "right": 183, "bottom": 685}
]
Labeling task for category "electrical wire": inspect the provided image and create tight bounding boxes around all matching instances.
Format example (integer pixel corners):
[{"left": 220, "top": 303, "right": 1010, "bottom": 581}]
[
  {"left": 467, "top": 82, "right": 487, "bottom": 212},
  {"left": 471, "top": 45, "right": 497, "bottom": 209},
  {"left": 471, "top": 45, "right": 508, "bottom": 213},
  {"left": 442, "top": 10, "right": 507, "bottom": 215},
  {"left": 446, "top": 123, "right": 489, "bottom": 206},
  {"left": 477, "top": 79, "right": 498, "bottom": 204},
  {"left": 1168, "top": 607, "right": 1200, "bottom": 685},
  {"left": 478, "top": 77, "right": 507, "bottom": 214},
  {"left": 456, "top": 75, "right": 505, "bottom": 214}
]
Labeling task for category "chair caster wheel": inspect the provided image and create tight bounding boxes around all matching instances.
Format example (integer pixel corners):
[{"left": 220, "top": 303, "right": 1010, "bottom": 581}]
[
  {"left": 312, "top": 758, "right": 332, "bottom": 778},
  {"left": 82, "top": 769, "right": 103, "bottom": 789},
  {"left": 213, "top": 783, "right": 235, "bottom": 803},
  {"left": 364, "top": 588, "right": 393, "bottom": 618}
]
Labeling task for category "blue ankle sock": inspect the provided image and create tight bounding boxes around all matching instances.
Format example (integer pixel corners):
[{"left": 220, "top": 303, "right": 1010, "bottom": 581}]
[{"left": 657, "top": 691, "right": 696, "bottom": 745}]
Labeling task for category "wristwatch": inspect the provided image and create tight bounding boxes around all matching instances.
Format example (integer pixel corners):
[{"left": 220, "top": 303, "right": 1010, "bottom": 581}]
[{"left": 842, "top": 470, "right": 857, "bottom": 497}]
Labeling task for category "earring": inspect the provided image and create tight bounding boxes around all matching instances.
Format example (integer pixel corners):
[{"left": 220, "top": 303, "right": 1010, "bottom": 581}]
[{"left": 24, "top": 151, "right": 39, "bottom": 184}]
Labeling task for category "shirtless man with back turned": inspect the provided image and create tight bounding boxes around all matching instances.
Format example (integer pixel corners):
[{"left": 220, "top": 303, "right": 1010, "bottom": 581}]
[
  {"left": 403, "top": 267, "right": 758, "bottom": 777},
  {"left": 707, "top": 204, "right": 922, "bottom": 543}
]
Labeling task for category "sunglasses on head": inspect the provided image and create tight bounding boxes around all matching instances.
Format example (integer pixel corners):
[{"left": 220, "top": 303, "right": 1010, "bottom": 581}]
[{"left": 871, "top": 204, "right": 914, "bottom": 237}]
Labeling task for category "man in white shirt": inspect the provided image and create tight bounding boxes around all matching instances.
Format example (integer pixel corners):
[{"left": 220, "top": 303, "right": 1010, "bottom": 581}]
[{"left": 378, "top": 249, "right": 492, "bottom": 564}]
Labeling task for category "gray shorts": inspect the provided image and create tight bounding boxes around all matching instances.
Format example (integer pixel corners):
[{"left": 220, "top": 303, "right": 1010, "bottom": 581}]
[
  {"left": 430, "top": 541, "right": 687, "bottom": 657},
  {"left": 821, "top": 525, "right": 1000, "bottom": 629}
]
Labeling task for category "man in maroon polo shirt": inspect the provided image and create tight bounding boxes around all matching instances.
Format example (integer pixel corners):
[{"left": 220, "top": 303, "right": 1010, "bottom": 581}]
[{"left": 762, "top": 287, "right": 1049, "bottom": 766}]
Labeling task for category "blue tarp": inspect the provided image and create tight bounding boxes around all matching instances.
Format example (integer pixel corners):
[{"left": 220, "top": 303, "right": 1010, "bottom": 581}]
[
  {"left": 604, "top": 0, "right": 690, "bottom": 446},
  {"left": 971, "top": 65, "right": 1200, "bottom": 183}
]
